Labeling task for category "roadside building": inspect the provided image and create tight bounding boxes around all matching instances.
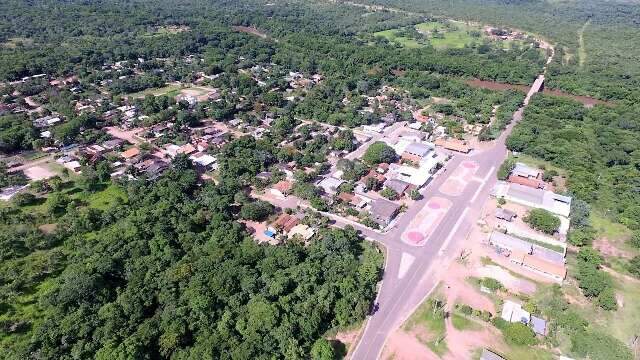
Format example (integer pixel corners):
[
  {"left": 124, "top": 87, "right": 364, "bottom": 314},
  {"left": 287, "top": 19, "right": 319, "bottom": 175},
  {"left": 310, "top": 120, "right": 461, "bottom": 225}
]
[
  {"left": 508, "top": 174, "right": 544, "bottom": 189},
  {"left": 434, "top": 138, "right": 471, "bottom": 153},
  {"left": 489, "top": 231, "right": 567, "bottom": 282},
  {"left": 512, "top": 163, "right": 542, "bottom": 179},
  {"left": 369, "top": 198, "right": 401, "bottom": 226},
  {"left": 492, "top": 182, "right": 572, "bottom": 218},
  {"left": 401, "top": 142, "right": 433, "bottom": 163}
]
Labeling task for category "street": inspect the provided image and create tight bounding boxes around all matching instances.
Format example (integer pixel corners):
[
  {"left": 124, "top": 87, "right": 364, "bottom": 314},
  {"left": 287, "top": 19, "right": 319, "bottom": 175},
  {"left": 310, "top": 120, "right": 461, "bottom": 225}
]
[{"left": 350, "top": 74, "right": 547, "bottom": 359}]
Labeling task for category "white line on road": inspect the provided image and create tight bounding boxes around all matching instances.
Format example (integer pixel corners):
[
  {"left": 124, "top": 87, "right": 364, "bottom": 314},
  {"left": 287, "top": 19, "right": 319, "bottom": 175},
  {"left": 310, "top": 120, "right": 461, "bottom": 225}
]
[
  {"left": 470, "top": 166, "right": 495, "bottom": 203},
  {"left": 398, "top": 252, "right": 415, "bottom": 279},
  {"left": 438, "top": 207, "right": 469, "bottom": 255}
]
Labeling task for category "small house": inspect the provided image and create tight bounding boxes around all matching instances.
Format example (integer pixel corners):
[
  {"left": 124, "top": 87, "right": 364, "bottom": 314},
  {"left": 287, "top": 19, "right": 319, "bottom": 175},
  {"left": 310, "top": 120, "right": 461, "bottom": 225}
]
[{"left": 369, "top": 199, "right": 401, "bottom": 226}]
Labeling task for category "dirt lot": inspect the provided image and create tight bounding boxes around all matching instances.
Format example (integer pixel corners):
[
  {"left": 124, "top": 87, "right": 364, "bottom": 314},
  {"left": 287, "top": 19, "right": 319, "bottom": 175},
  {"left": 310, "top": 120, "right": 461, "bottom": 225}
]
[{"left": 23, "top": 164, "right": 56, "bottom": 180}]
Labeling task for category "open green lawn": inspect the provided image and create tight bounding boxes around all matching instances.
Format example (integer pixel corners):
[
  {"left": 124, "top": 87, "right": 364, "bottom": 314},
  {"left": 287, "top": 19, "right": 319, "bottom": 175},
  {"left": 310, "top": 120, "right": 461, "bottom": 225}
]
[
  {"left": 374, "top": 21, "right": 503, "bottom": 50},
  {"left": 451, "top": 312, "right": 483, "bottom": 331},
  {"left": 81, "top": 183, "right": 127, "bottom": 210},
  {"left": 128, "top": 84, "right": 182, "bottom": 98}
]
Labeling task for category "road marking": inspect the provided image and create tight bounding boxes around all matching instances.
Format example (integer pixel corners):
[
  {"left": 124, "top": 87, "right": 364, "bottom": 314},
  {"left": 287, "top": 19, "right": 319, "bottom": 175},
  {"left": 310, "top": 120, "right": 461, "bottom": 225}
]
[
  {"left": 438, "top": 206, "right": 469, "bottom": 255},
  {"left": 398, "top": 252, "right": 415, "bottom": 279},
  {"left": 470, "top": 166, "right": 495, "bottom": 203}
]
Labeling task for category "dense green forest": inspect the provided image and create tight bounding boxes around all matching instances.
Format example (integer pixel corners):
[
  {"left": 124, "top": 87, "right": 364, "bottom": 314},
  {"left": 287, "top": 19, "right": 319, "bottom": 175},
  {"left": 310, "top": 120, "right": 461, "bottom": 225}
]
[
  {"left": 355, "top": 0, "right": 640, "bottom": 102},
  {"left": 506, "top": 94, "right": 640, "bottom": 231},
  {"left": 0, "top": 153, "right": 383, "bottom": 359}
]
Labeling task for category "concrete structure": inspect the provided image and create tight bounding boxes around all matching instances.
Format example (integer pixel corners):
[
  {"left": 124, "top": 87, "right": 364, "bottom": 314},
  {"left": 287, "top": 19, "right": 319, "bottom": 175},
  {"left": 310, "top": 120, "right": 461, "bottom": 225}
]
[{"left": 492, "top": 182, "right": 572, "bottom": 218}]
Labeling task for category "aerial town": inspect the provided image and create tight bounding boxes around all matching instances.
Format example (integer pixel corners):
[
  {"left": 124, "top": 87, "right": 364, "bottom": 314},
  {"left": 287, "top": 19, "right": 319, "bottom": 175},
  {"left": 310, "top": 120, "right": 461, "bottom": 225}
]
[{"left": 2, "top": 1, "right": 639, "bottom": 360}]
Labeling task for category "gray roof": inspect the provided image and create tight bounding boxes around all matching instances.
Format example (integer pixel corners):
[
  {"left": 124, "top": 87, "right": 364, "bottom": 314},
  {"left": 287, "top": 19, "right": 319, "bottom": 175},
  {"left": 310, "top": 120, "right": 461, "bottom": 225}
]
[
  {"left": 404, "top": 142, "right": 432, "bottom": 157},
  {"left": 490, "top": 231, "right": 565, "bottom": 264},
  {"left": 384, "top": 178, "right": 410, "bottom": 194},
  {"left": 530, "top": 315, "right": 547, "bottom": 335},
  {"left": 496, "top": 208, "right": 517, "bottom": 221},
  {"left": 489, "top": 231, "right": 533, "bottom": 254},
  {"left": 506, "top": 183, "right": 545, "bottom": 206},
  {"left": 532, "top": 244, "right": 565, "bottom": 265},
  {"left": 512, "top": 163, "right": 541, "bottom": 178},
  {"left": 481, "top": 349, "right": 506, "bottom": 360},
  {"left": 317, "top": 177, "right": 345, "bottom": 194},
  {"left": 370, "top": 199, "right": 400, "bottom": 223}
]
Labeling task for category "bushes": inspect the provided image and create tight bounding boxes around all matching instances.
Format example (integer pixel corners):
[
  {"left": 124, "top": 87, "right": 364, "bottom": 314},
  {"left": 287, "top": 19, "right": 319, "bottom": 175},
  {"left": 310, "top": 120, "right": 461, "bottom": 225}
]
[
  {"left": 481, "top": 277, "right": 503, "bottom": 291},
  {"left": 524, "top": 208, "right": 561, "bottom": 234},
  {"left": 627, "top": 256, "right": 640, "bottom": 278},
  {"left": 239, "top": 200, "right": 274, "bottom": 221},
  {"left": 570, "top": 330, "right": 633, "bottom": 360},
  {"left": 362, "top": 142, "right": 396, "bottom": 165},
  {"left": 575, "top": 248, "right": 616, "bottom": 310},
  {"left": 503, "top": 322, "right": 537, "bottom": 346},
  {"left": 497, "top": 158, "right": 515, "bottom": 180}
]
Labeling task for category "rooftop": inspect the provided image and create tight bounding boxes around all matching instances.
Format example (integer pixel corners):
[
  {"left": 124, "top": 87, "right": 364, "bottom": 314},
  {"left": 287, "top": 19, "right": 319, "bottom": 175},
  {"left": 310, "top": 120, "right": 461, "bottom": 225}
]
[
  {"left": 403, "top": 142, "right": 432, "bottom": 157},
  {"left": 512, "top": 162, "right": 541, "bottom": 178}
]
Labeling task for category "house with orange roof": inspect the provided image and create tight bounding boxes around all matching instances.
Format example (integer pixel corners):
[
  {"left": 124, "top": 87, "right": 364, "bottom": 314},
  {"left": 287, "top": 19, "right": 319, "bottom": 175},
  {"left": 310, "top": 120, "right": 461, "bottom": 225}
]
[
  {"left": 270, "top": 180, "right": 293, "bottom": 198},
  {"left": 121, "top": 147, "right": 140, "bottom": 160}
]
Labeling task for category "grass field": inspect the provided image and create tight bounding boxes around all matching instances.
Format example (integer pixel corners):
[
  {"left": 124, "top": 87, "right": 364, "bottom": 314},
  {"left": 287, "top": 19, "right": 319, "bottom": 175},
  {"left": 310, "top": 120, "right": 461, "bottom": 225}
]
[
  {"left": 128, "top": 84, "right": 182, "bottom": 98},
  {"left": 403, "top": 288, "right": 448, "bottom": 356},
  {"left": 374, "top": 21, "right": 516, "bottom": 50},
  {"left": 451, "top": 312, "right": 483, "bottom": 331}
]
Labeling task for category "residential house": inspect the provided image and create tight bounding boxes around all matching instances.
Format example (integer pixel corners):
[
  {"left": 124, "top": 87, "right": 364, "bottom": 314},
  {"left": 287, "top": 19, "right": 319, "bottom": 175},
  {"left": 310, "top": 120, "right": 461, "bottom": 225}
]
[
  {"left": 288, "top": 224, "right": 315, "bottom": 241},
  {"left": 435, "top": 138, "right": 472, "bottom": 153},
  {"left": 501, "top": 300, "right": 530, "bottom": 324},
  {"left": 190, "top": 153, "right": 217, "bottom": 171},
  {"left": 256, "top": 171, "right": 273, "bottom": 182},
  {"left": 317, "top": 177, "right": 345, "bottom": 195},
  {"left": 102, "top": 139, "right": 125, "bottom": 150},
  {"left": 272, "top": 213, "right": 299, "bottom": 234},
  {"left": 121, "top": 147, "right": 141, "bottom": 161},
  {"left": 271, "top": 180, "right": 293, "bottom": 198},
  {"left": 383, "top": 178, "right": 411, "bottom": 197},
  {"left": 369, "top": 199, "right": 401, "bottom": 226}
]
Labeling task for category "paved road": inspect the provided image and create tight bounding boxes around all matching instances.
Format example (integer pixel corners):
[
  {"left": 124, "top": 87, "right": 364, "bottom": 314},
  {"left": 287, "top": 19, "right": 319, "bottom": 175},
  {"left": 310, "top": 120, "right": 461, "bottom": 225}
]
[{"left": 350, "top": 74, "right": 547, "bottom": 359}]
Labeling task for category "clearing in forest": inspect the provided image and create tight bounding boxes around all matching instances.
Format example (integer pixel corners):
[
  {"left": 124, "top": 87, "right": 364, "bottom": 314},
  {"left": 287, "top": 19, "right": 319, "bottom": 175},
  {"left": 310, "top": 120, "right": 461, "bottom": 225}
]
[{"left": 578, "top": 20, "right": 590, "bottom": 68}]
